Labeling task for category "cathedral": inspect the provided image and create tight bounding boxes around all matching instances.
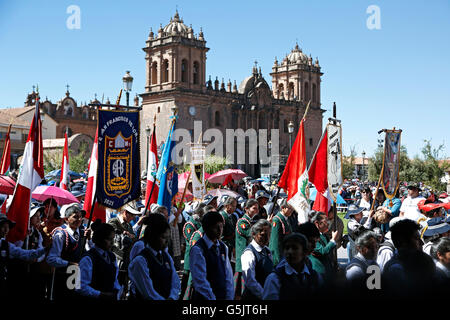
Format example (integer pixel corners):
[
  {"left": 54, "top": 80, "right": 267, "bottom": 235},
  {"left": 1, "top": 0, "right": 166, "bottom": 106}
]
[{"left": 139, "top": 10, "right": 325, "bottom": 177}]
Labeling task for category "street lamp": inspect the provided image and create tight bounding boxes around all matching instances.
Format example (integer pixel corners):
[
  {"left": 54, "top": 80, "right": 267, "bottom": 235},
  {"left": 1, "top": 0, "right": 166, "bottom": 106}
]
[
  {"left": 362, "top": 151, "right": 366, "bottom": 181},
  {"left": 122, "top": 71, "right": 133, "bottom": 106},
  {"left": 146, "top": 126, "right": 151, "bottom": 170},
  {"left": 288, "top": 121, "right": 294, "bottom": 149}
]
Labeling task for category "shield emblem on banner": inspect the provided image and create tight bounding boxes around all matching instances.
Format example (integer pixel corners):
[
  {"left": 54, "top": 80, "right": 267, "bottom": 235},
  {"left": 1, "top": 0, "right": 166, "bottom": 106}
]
[
  {"left": 327, "top": 124, "right": 343, "bottom": 201},
  {"left": 104, "top": 132, "right": 133, "bottom": 198}
]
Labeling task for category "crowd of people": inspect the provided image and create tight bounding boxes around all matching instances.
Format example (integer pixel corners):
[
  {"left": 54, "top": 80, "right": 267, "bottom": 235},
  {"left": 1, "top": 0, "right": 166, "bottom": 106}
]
[{"left": 1, "top": 171, "right": 449, "bottom": 301}]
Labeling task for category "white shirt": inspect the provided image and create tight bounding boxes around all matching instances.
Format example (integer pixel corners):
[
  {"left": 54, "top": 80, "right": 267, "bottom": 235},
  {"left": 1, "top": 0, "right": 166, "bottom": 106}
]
[
  {"left": 241, "top": 240, "right": 271, "bottom": 299},
  {"left": 400, "top": 196, "right": 426, "bottom": 222},
  {"left": 376, "top": 234, "right": 395, "bottom": 272}
]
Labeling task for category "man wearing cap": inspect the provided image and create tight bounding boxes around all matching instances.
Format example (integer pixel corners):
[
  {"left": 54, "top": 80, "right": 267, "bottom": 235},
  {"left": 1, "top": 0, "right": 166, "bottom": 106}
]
[
  {"left": 254, "top": 190, "right": 270, "bottom": 221},
  {"left": 421, "top": 217, "right": 450, "bottom": 256},
  {"left": 346, "top": 204, "right": 374, "bottom": 261},
  {"left": 46, "top": 203, "right": 90, "bottom": 299},
  {"left": 234, "top": 199, "right": 259, "bottom": 298},
  {"left": 400, "top": 183, "right": 426, "bottom": 222},
  {"left": 203, "top": 195, "right": 218, "bottom": 210},
  {"left": 0, "top": 213, "right": 47, "bottom": 298},
  {"left": 219, "top": 197, "right": 237, "bottom": 261},
  {"left": 108, "top": 201, "right": 143, "bottom": 288},
  {"left": 269, "top": 198, "right": 294, "bottom": 266}
]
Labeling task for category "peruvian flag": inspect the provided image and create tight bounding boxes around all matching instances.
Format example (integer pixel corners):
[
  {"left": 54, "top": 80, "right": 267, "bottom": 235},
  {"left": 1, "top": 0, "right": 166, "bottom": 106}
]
[
  {"left": 60, "top": 132, "right": 70, "bottom": 190},
  {"left": 83, "top": 128, "right": 106, "bottom": 222},
  {"left": 308, "top": 129, "right": 332, "bottom": 215},
  {"left": 0, "top": 124, "right": 12, "bottom": 175},
  {"left": 145, "top": 124, "right": 159, "bottom": 206},
  {"left": 278, "top": 118, "right": 310, "bottom": 224},
  {"left": 222, "top": 173, "right": 233, "bottom": 187},
  {"left": 7, "top": 97, "right": 44, "bottom": 242}
]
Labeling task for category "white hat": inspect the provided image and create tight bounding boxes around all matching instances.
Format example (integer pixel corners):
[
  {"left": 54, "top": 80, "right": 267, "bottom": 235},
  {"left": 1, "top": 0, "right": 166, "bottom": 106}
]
[
  {"left": 389, "top": 216, "right": 405, "bottom": 229},
  {"left": 123, "top": 201, "right": 145, "bottom": 215},
  {"left": 30, "top": 206, "right": 44, "bottom": 218},
  {"left": 60, "top": 203, "right": 82, "bottom": 218}
]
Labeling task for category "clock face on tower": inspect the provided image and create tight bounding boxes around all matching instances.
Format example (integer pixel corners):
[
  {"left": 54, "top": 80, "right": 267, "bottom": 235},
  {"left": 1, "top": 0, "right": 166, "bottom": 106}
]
[{"left": 189, "top": 106, "right": 196, "bottom": 116}]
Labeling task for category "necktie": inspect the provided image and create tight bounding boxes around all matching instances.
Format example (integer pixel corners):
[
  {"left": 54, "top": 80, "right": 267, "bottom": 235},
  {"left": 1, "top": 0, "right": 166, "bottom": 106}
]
[
  {"left": 156, "top": 252, "right": 163, "bottom": 264},
  {"left": 73, "top": 231, "right": 79, "bottom": 241}
]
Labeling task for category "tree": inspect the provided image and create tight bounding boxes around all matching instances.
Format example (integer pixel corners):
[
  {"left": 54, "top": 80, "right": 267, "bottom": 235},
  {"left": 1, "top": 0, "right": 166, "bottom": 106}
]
[
  {"left": 342, "top": 146, "right": 357, "bottom": 180},
  {"left": 69, "top": 141, "right": 90, "bottom": 173},
  {"left": 178, "top": 155, "right": 230, "bottom": 174},
  {"left": 417, "top": 140, "right": 449, "bottom": 191}
]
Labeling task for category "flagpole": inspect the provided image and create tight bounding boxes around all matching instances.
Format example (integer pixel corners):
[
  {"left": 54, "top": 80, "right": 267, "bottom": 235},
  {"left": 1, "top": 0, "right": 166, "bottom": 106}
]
[
  {"left": 173, "top": 171, "right": 191, "bottom": 226},
  {"left": 142, "top": 117, "right": 158, "bottom": 217},
  {"left": 331, "top": 102, "right": 339, "bottom": 271},
  {"left": 79, "top": 188, "right": 98, "bottom": 258}
]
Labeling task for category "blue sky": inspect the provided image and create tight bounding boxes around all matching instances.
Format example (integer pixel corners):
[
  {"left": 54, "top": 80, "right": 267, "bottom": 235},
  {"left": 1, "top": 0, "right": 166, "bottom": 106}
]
[{"left": 1, "top": 0, "right": 449, "bottom": 159}]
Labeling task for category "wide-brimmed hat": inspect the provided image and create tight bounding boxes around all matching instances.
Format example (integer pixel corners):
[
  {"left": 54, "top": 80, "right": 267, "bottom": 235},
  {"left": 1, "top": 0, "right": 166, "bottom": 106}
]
[
  {"left": 124, "top": 201, "right": 145, "bottom": 215},
  {"left": 344, "top": 204, "right": 364, "bottom": 219},
  {"left": 255, "top": 190, "right": 270, "bottom": 200},
  {"left": 422, "top": 217, "right": 450, "bottom": 238},
  {"left": 202, "top": 194, "right": 217, "bottom": 205},
  {"left": 0, "top": 213, "right": 15, "bottom": 228},
  {"left": 30, "top": 206, "right": 45, "bottom": 218}
]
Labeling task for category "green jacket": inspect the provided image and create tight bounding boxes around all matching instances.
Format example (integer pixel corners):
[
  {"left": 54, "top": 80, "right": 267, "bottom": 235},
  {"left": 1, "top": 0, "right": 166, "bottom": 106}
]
[
  {"left": 220, "top": 210, "right": 236, "bottom": 250},
  {"left": 235, "top": 214, "right": 252, "bottom": 272},
  {"left": 268, "top": 212, "right": 292, "bottom": 266},
  {"left": 182, "top": 219, "right": 202, "bottom": 272},
  {"left": 313, "top": 233, "right": 336, "bottom": 279}
]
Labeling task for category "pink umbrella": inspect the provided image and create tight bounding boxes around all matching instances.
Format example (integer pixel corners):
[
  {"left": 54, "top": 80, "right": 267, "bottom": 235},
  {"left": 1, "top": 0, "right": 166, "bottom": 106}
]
[
  {"left": 207, "top": 188, "right": 240, "bottom": 199},
  {"left": 178, "top": 171, "right": 212, "bottom": 189},
  {"left": 207, "top": 169, "right": 248, "bottom": 184},
  {"left": 32, "top": 185, "right": 80, "bottom": 205}
]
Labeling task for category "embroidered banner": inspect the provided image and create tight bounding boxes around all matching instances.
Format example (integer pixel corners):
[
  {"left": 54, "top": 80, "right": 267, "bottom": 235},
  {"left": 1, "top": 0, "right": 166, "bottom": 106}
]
[
  {"left": 97, "top": 109, "right": 140, "bottom": 209},
  {"left": 381, "top": 130, "right": 402, "bottom": 199}
]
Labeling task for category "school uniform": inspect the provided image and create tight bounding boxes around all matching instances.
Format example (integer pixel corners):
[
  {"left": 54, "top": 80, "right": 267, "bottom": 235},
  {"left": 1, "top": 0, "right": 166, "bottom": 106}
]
[
  {"left": 269, "top": 212, "right": 292, "bottom": 266},
  {"left": 182, "top": 227, "right": 204, "bottom": 300},
  {"left": 183, "top": 219, "right": 202, "bottom": 272},
  {"left": 46, "top": 224, "right": 88, "bottom": 299},
  {"left": 219, "top": 210, "right": 236, "bottom": 255},
  {"left": 234, "top": 213, "right": 252, "bottom": 296},
  {"left": 262, "top": 257, "right": 321, "bottom": 300},
  {"left": 77, "top": 245, "right": 121, "bottom": 299},
  {"left": 241, "top": 240, "right": 273, "bottom": 300},
  {"left": 312, "top": 233, "right": 337, "bottom": 282},
  {"left": 190, "top": 234, "right": 234, "bottom": 300},
  {"left": 0, "top": 237, "right": 46, "bottom": 298},
  {"left": 128, "top": 244, "right": 180, "bottom": 300},
  {"left": 346, "top": 252, "right": 378, "bottom": 290}
]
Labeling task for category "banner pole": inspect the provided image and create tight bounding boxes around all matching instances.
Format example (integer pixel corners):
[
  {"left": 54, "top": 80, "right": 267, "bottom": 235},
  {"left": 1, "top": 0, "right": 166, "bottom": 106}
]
[
  {"left": 173, "top": 171, "right": 191, "bottom": 227},
  {"left": 79, "top": 188, "right": 98, "bottom": 258}
]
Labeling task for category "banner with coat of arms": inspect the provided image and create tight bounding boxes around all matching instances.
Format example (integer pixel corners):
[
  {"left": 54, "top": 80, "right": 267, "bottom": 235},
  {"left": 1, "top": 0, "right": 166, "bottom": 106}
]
[
  {"left": 97, "top": 109, "right": 141, "bottom": 209},
  {"left": 190, "top": 144, "right": 206, "bottom": 200},
  {"left": 381, "top": 129, "right": 402, "bottom": 200}
]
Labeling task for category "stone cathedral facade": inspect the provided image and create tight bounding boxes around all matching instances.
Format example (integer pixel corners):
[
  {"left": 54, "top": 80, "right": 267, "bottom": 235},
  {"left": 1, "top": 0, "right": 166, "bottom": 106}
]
[{"left": 139, "top": 11, "right": 324, "bottom": 177}]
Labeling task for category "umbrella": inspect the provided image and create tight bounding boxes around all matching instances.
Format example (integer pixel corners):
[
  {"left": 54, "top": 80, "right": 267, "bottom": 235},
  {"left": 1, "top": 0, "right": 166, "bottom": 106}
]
[
  {"left": 44, "top": 169, "right": 83, "bottom": 181},
  {"left": 32, "top": 185, "right": 80, "bottom": 205},
  {"left": 178, "top": 171, "right": 212, "bottom": 189},
  {"left": 309, "top": 188, "right": 347, "bottom": 205},
  {"left": 0, "top": 175, "right": 16, "bottom": 195},
  {"left": 207, "top": 169, "right": 248, "bottom": 184},
  {"left": 207, "top": 188, "right": 240, "bottom": 199}
]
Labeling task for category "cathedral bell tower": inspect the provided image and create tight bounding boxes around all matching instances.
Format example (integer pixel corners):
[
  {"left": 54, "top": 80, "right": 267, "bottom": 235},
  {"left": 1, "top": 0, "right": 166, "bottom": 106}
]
[
  {"left": 143, "top": 10, "right": 209, "bottom": 92},
  {"left": 270, "top": 43, "right": 322, "bottom": 108}
]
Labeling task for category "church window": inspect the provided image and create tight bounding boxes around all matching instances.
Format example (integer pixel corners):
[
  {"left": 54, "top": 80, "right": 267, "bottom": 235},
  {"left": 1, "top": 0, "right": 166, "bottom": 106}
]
[
  {"left": 65, "top": 106, "right": 73, "bottom": 117},
  {"left": 151, "top": 62, "right": 158, "bottom": 84},
  {"left": 215, "top": 111, "right": 221, "bottom": 126},
  {"left": 193, "top": 61, "right": 199, "bottom": 84},
  {"left": 288, "top": 82, "right": 295, "bottom": 99},
  {"left": 304, "top": 82, "right": 309, "bottom": 101},
  {"left": 163, "top": 60, "right": 169, "bottom": 83},
  {"left": 181, "top": 59, "right": 188, "bottom": 83},
  {"left": 278, "top": 83, "right": 284, "bottom": 98},
  {"left": 312, "top": 83, "right": 317, "bottom": 102},
  {"left": 157, "top": 106, "right": 161, "bottom": 113}
]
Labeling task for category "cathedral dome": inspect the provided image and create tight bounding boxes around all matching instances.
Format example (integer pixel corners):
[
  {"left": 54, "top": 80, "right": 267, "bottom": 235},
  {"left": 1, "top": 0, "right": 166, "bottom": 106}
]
[
  {"left": 285, "top": 43, "right": 308, "bottom": 64},
  {"left": 163, "top": 10, "right": 189, "bottom": 35}
]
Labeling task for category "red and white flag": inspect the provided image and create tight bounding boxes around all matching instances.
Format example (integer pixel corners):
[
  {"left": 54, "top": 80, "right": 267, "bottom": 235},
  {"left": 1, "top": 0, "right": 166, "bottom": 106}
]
[
  {"left": 0, "top": 124, "right": 12, "bottom": 175},
  {"left": 145, "top": 125, "right": 159, "bottom": 206},
  {"left": 60, "top": 132, "right": 70, "bottom": 190},
  {"left": 278, "top": 119, "right": 310, "bottom": 224},
  {"left": 83, "top": 128, "right": 106, "bottom": 222},
  {"left": 7, "top": 98, "right": 44, "bottom": 242},
  {"left": 308, "top": 129, "right": 332, "bottom": 215}
]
